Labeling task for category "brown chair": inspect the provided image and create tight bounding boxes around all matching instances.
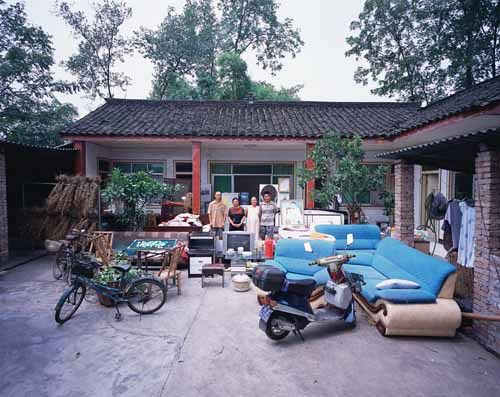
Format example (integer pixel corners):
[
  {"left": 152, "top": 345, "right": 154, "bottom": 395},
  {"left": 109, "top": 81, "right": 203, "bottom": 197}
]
[{"left": 158, "top": 244, "right": 185, "bottom": 295}]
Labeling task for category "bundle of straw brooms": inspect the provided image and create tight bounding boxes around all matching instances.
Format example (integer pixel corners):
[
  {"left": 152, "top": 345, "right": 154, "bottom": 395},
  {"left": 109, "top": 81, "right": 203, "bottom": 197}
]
[{"left": 41, "top": 175, "right": 100, "bottom": 240}]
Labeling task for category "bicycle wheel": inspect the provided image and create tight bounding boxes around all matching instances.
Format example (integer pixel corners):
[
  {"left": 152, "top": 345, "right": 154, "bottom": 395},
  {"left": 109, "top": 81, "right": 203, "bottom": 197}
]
[
  {"left": 53, "top": 248, "right": 67, "bottom": 280},
  {"left": 55, "top": 282, "right": 86, "bottom": 324},
  {"left": 127, "top": 278, "right": 166, "bottom": 315}
]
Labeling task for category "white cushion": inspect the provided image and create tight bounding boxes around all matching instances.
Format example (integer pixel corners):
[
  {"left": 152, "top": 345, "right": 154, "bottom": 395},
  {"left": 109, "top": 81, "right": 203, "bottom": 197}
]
[{"left": 376, "top": 279, "right": 421, "bottom": 290}]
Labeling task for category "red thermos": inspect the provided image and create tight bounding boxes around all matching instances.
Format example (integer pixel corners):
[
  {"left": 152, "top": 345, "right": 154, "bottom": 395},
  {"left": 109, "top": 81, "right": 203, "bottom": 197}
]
[{"left": 264, "top": 237, "right": 274, "bottom": 259}]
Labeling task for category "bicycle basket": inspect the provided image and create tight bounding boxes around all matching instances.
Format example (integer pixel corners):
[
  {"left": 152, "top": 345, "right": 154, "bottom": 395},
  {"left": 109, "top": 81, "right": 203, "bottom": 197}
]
[{"left": 72, "top": 261, "right": 99, "bottom": 278}]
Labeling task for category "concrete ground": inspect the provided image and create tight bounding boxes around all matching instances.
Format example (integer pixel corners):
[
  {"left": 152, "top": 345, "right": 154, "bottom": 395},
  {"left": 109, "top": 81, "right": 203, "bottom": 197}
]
[{"left": 0, "top": 257, "right": 499, "bottom": 397}]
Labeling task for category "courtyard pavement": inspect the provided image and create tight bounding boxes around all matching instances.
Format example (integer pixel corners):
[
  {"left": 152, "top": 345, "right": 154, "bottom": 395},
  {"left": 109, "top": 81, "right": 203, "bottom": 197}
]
[{"left": 0, "top": 257, "right": 499, "bottom": 397}]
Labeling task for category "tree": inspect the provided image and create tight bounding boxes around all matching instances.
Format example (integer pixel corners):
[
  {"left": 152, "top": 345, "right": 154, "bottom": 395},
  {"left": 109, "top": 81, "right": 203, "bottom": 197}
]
[
  {"left": 136, "top": 0, "right": 217, "bottom": 100},
  {"left": 218, "top": 0, "right": 304, "bottom": 73},
  {"left": 298, "top": 133, "right": 388, "bottom": 223},
  {"left": 217, "top": 52, "right": 252, "bottom": 99},
  {"left": 101, "top": 169, "right": 182, "bottom": 231},
  {"left": 346, "top": 0, "right": 500, "bottom": 104},
  {"left": 56, "top": 0, "right": 133, "bottom": 99},
  {"left": 0, "top": 1, "right": 77, "bottom": 146},
  {"left": 251, "top": 81, "right": 303, "bottom": 100},
  {"left": 4, "top": 99, "right": 77, "bottom": 147},
  {"left": 136, "top": 0, "right": 304, "bottom": 99}
]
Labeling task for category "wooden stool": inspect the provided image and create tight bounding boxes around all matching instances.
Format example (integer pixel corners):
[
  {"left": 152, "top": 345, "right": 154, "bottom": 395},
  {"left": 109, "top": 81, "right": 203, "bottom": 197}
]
[{"left": 201, "top": 263, "right": 225, "bottom": 288}]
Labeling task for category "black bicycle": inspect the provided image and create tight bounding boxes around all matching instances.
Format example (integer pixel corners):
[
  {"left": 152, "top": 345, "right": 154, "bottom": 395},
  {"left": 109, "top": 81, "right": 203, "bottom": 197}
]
[{"left": 55, "top": 259, "right": 167, "bottom": 324}]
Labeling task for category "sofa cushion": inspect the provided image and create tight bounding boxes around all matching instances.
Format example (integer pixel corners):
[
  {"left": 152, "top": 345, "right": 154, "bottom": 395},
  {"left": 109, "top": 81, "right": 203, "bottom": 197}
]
[
  {"left": 375, "top": 288, "right": 436, "bottom": 303},
  {"left": 275, "top": 239, "right": 336, "bottom": 260},
  {"left": 339, "top": 250, "right": 374, "bottom": 266},
  {"left": 360, "top": 279, "right": 436, "bottom": 303},
  {"left": 285, "top": 269, "right": 330, "bottom": 285},
  {"left": 343, "top": 264, "right": 386, "bottom": 280},
  {"left": 274, "top": 257, "right": 320, "bottom": 276},
  {"left": 375, "top": 238, "right": 456, "bottom": 295},
  {"left": 314, "top": 224, "right": 381, "bottom": 250},
  {"left": 371, "top": 254, "right": 423, "bottom": 286}
]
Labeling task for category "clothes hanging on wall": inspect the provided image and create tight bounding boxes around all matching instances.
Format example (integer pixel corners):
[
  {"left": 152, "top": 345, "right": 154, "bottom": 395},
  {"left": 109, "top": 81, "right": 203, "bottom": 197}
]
[
  {"left": 457, "top": 201, "right": 475, "bottom": 268},
  {"left": 442, "top": 200, "right": 462, "bottom": 250}
]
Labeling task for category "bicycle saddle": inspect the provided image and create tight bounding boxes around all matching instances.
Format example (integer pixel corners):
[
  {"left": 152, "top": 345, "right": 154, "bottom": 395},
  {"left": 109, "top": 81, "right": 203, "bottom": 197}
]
[
  {"left": 112, "top": 263, "right": 132, "bottom": 273},
  {"left": 64, "top": 234, "right": 79, "bottom": 241}
]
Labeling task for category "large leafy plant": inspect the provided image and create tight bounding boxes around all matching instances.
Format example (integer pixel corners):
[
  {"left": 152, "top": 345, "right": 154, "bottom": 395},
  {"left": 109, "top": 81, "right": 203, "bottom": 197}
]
[
  {"left": 298, "top": 133, "right": 388, "bottom": 223},
  {"left": 102, "top": 169, "right": 181, "bottom": 231}
]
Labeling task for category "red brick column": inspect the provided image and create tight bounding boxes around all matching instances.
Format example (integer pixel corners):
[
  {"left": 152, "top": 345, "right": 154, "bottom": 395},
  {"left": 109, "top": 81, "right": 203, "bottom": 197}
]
[
  {"left": 393, "top": 160, "right": 414, "bottom": 247},
  {"left": 305, "top": 143, "right": 315, "bottom": 209},
  {"left": 73, "top": 141, "right": 86, "bottom": 176},
  {"left": 192, "top": 142, "right": 201, "bottom": 215},
  {"left": 473, "top": 148, "right": 500, "bottom": 354},
  {"left": 0, "top": 147, "right": 8, "bottom": 262}
]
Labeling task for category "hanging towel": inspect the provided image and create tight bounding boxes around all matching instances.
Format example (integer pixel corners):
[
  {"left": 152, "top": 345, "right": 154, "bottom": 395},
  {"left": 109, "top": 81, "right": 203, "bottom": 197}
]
[
  {"left": 457, "top": 201, "right": 475, "bottom": 267},
  {"left": 442, "top": 200, "right": 462, "bottom": 249}
]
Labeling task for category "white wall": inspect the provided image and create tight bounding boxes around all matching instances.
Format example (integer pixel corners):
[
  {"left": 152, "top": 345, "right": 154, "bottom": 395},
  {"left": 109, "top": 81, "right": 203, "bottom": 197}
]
[{"left": 85, "top": 142, "right": 110, "bottom": 176}]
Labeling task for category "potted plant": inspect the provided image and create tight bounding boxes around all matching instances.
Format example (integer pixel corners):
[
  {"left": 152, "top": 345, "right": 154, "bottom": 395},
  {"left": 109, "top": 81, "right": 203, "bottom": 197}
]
[
  {"left": 101, "top": 169, "right": 182, "bottom": 231},
  {"left": 298, "top": 132, "right": 389, "bottom": 223}
]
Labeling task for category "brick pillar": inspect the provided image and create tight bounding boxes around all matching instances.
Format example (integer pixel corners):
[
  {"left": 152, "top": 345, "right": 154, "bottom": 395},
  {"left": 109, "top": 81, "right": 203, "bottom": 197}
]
[
  {"left": 305, "top": 143, "right": 315, "bottom": 209},
  {"left": 473, "top": 148, "right": 500, "bottom": 354},
  {"left": 192, "top": 142, "right": 201, "bottom": 215},
  {"left": 393, "top": 160, "right": 414, "bottom": 246},
  {"left": 0, "top": 147, "right": 8, "bottom": 262},
  {"left": 73, "top": 141, "right": 86, "bottom": 176}
]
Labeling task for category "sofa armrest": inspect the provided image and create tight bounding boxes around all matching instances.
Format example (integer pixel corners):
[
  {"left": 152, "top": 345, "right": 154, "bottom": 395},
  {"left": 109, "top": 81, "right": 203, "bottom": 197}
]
[{"left": 437, "top": 272, "right": 456, "bottom": 299}]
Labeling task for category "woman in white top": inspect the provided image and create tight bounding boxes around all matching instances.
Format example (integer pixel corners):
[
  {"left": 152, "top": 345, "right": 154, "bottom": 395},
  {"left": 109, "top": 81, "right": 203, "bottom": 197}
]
[{"left": 245, "top": 196, "right": 261, "bottom": 241}]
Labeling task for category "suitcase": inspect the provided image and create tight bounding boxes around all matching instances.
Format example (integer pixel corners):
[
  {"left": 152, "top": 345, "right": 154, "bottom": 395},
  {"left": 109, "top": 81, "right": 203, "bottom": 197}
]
[
  {"left": 285, "top": 278, "right": 317, "bottom": 297},
  {"left": 252, "top": 264, "right": 285, "bottom": 291}
]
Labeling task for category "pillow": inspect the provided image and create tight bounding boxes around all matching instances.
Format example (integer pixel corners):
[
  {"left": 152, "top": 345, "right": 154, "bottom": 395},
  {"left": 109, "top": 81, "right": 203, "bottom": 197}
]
[{"left": 376, "top": 279, "right": 421, "bottom": 290}]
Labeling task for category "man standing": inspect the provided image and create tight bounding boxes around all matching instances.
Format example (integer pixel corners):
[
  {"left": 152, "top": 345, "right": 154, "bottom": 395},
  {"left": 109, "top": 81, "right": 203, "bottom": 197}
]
[
  {"left": 259, "top": 192, "right": 278, "bottom": 239},
  {"left": 208, "top": 191, "right": 227, "bottom": 237}
]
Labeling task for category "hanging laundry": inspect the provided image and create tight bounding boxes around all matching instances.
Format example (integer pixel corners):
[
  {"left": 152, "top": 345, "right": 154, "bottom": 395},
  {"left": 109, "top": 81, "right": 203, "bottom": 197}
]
[
  {"left": 442, "top": 200, "right": 462, "bottom": 250},
  {"left": 457, "top": 201, "right": 475, "bottom": 268}
]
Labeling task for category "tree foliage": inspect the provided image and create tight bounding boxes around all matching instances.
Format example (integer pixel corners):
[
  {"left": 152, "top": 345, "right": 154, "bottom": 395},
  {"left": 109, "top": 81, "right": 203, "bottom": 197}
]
[
  {"left": 101, "top": 169, "right": 182, "bottom": 230},
  {"left": 218, "top": 0, "right": 304, "bottom": 73},
  {"left": 298, "top": 133, "right": 388, "bottom": 221},
  {"left": 0, "top": 0, "right": 77, "bottom": 146},
  {"left": 135, "top": 0, "right": 303, "bottom": 100},
  {"left": 56, "top": 0, "right": 133, "bottom": 99},
  {"left": 346, "top": 0, "right": 500, "bottom": 104},
  {"left": 135, "top": 0, "right": 217, "bottom": 100}
]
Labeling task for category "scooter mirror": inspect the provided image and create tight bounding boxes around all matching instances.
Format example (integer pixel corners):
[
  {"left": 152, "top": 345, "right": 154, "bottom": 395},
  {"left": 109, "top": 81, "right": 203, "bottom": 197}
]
[{"left": 346, "top": 233, "right": 354, "bottom": 246}]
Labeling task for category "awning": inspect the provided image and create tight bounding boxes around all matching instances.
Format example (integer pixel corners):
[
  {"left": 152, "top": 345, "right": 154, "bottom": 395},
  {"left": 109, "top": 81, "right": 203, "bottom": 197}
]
[{"left": 377, "top": 127, "right": 500, "bottom": 173}]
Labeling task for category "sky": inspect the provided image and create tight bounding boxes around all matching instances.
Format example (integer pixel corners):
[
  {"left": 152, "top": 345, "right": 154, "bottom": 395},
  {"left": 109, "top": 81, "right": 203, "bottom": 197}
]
[{"left": 18, "top": 0, "right": 384, "bottom": 117}]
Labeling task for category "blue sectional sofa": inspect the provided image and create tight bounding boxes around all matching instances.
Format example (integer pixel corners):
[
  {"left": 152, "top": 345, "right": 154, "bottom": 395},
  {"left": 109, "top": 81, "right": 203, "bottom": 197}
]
[{"left": 259, "top": 225, "right": 462, "bottom": 337}]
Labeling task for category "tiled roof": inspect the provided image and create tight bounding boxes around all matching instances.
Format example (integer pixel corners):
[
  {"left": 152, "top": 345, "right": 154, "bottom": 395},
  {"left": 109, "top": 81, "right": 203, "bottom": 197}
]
[
  {"left": 61, "top": 75, "right": 500, "bottom": 139},
  {"left": 390, "top": 75, "right": 500, "bottom": 135},
  {"left": 0, "top": 138, "right": 77, "bottom": 151},
  {"left": 377, "top": 127, "right": 500, "bottom": 172},
  {"left": 61, "top": 99, "right": 418, "bottom": 139}
]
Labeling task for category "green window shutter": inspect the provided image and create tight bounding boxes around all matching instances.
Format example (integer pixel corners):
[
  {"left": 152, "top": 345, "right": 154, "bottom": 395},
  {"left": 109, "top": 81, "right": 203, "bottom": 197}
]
[
  {"left": 273, "top": 164, "right": 293, "bottom": 175},
  {"left": 214, "top": 175, "right": 232, "bottom": 193},
  {"left": 211, "top": 163, "right": 232, "bottom": 174}
]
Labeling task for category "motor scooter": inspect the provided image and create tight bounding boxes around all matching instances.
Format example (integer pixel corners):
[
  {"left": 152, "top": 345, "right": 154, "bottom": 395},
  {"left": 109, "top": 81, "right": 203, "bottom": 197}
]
[{"left": 256, "top": 247, "right": 365, "bottom": 341}]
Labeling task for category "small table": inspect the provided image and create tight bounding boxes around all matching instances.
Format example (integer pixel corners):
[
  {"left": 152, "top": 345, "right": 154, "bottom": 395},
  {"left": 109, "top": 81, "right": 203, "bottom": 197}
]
[{"left": 201, "top": 263, "right": 225, "bottom": 288}]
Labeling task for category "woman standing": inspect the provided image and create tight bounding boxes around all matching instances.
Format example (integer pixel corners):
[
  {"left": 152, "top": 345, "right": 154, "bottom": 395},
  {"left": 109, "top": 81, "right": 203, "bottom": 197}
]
[
  {"left": 228, "top": 197, "right": 246, "bottom": 231},
  {"left": 245, "top": 196, "right": 260, "bottom": 241}
]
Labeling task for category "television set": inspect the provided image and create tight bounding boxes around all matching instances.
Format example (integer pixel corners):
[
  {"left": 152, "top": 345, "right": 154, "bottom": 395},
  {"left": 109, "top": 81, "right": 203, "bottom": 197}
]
[{"left": 223, "top": 231, "right": 255, "bottom": 253}]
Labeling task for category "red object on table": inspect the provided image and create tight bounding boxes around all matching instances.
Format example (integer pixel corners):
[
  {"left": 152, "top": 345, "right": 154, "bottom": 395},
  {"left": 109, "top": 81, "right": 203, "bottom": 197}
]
[{"left": 264, "top": 238, "right": 274, "bottom": 259}]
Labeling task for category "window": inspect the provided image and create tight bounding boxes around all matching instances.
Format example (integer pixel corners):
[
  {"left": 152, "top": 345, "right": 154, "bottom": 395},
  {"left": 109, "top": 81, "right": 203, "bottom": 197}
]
[
  {"left": 175, "top": 162, "right": 192, "bottom": 174},
  {"left": 112, "top": 161, "right": 165, "bottom": 181},
  {"left": 210, "top": 162, "right": 294, "bottom": 199}
]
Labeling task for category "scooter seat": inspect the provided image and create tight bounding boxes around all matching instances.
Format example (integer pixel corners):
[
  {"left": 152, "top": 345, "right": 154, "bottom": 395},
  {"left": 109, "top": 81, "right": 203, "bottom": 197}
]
[{"left": 284, "top": 278, "right": 317, "bottom": 297}]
